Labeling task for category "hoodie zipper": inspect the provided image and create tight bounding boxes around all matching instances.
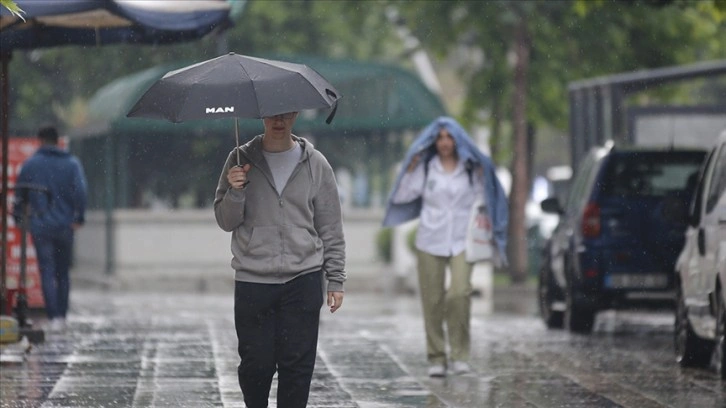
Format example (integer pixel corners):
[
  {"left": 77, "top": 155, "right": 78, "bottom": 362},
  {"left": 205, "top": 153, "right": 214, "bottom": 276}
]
[{"left": 277, "top": 154, "right": 308, "bottom": 275}]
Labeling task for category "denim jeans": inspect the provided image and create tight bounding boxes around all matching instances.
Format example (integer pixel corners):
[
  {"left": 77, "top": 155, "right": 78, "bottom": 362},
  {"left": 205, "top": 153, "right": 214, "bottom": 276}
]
[
  {"left": 32, "top": 228, "right": 74, "bottom": 319},
  {"left": 234, "top": 271, "right": 324, "bottom": 408}
]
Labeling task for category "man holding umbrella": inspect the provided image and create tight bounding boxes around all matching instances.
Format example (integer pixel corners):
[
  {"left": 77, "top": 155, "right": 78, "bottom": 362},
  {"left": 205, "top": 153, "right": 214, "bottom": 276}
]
[
  {"left": 214, "top": 111, "right": 346, "bottom": 408},
  {"left": 127, "top": 52, "right": 345, "bottom": 407}
]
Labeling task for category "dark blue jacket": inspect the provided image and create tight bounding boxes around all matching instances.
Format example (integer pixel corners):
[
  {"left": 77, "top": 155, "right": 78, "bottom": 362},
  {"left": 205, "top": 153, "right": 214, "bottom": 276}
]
[
  {"left": 382, "top": 117, "right": 509, "bottom": 264},
  {"left": 13, "top": 145, "right": 87, "bottom": 236}
]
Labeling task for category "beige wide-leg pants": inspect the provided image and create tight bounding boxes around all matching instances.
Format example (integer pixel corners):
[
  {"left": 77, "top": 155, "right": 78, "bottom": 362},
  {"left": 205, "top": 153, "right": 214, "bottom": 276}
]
[{"left": 415, "top": 250, "right": 473, "bottom": 365}]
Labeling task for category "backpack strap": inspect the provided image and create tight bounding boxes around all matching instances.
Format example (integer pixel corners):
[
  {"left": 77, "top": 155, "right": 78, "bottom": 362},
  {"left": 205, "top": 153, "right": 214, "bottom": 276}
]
[{"left": 424, "top": 155, "right": 474, "bottom": 186}]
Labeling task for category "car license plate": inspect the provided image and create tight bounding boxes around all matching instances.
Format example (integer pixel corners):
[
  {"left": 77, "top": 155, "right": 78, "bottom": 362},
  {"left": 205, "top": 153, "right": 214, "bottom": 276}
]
[{"left": 605, "top": 274, "right": 669, "bottom": 289}]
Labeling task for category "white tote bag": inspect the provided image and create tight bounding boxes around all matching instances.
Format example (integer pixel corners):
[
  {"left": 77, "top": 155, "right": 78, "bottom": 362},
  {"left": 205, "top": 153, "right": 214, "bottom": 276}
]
[{"left": 465, "top": 198, "right": 494, "bottom": 263}]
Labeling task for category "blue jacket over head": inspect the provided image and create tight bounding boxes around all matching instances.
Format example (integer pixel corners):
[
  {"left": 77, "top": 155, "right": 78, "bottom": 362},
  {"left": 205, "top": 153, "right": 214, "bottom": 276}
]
[
  {"left": 13, "top": 145, "right": 87, "bottom": 236},
  {"left": 382, "top": 116, "right": 509, "bottom": 264}
]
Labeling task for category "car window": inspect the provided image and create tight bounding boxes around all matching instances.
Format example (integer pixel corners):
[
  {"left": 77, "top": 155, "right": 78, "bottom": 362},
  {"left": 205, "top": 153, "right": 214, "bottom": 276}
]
[
  {"left": 599, "top": 152, "right": 704, "bottom": 198},
  {"left": 705, "top": 143, "right": 726, "bottom": 213},
  {"left": 689, "top": 149, "right": 715, "bottom": 226},
  {"left": 565, "top": 152, "right": 597, "bottom": 212}
]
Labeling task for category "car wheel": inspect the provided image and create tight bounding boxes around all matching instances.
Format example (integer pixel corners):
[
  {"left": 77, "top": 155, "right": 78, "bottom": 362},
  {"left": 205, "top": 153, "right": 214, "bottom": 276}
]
[
  {"left": 538, "top": 264, "right": 564, "bottom": 329},
  {"left": 674, "top": 284, "right": 712, "bottom": 367},
  {"left": 565, "top": 283, "right": 595, "bottom": 334},
  {"left": 712, "top": 288, "right": 726, "bottom": 379}
]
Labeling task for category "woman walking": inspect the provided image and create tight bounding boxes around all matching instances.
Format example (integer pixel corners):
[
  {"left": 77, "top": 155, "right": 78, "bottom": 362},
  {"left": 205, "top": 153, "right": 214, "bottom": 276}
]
[{"left": 383, "top": 117, "right": 508, "bottom": 377}]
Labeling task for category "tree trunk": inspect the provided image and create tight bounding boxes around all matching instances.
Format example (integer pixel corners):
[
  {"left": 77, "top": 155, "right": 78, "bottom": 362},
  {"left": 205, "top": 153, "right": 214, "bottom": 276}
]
[
  {"left": 507, "top": 18, "right": 531, "bottom": 284},
  {"left": 490, "top": 96, "right": 502, "bottom": 160}
]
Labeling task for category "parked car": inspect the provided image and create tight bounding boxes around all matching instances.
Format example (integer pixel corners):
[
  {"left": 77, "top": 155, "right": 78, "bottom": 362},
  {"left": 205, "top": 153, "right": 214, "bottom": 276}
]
[
  {"left": 538, "top": 142, "right": 706, "bottom": 333},
  {"left": 674, "top": 130, "right": 726, "bottom": 377}
]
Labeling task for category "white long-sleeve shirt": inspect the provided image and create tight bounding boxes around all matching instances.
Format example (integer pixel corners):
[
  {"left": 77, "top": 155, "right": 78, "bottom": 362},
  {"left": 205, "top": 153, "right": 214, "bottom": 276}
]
[{"left": 392, "top": 156, "right": 484, "bottom": 257}]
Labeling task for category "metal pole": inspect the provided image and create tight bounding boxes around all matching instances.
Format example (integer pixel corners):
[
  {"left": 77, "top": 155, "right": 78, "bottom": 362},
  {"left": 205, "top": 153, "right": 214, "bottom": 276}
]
[
  {"left": 611, "top": 85, "right": 626, "bottom": 145},
  {"left": 104, "top": 134, "right": 115, "bottom": 276},
  {"left": 1, "top": 51, "right": 11, "bottom": 315}
]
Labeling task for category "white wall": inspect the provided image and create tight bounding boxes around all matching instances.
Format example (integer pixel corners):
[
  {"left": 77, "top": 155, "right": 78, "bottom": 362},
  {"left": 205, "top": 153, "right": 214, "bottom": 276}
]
[
  {"left": 74, "top": 208, "right": 388, "bottom": 292},
  {"left": 74, "top": 207, "right": 491, "bottom": 304},
  {"left": 635, "top": 114, "right": 726, "bottom": 149}
]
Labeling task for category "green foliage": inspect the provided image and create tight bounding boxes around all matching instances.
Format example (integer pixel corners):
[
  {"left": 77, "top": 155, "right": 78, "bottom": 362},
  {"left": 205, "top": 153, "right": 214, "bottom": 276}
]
[
  {"left": 5, "top": 0, "right": 400, "bottom": 132},
  {"left": 577, "top": 0, "right": 726, "bottom": 20},
  {"left": 397, "top": 0, "right": 726, "bottom": 135},
  {"left": 374, "top": 226, "right": 418, "bottom": 264},
  {"left": 228, "top": 0, "right": 398, "bottom": 60},
  {"left": 375, "top": 228, "right": 393, "bottom": 263},
  {"left": 8, "top": 0, "right": 724, "bottom": 138},
  {"left": 0, "top": 0, "right": 24, "bottom": 21},
  {"left": 406, "top": 226, "right": 417, "bottom": 254}
]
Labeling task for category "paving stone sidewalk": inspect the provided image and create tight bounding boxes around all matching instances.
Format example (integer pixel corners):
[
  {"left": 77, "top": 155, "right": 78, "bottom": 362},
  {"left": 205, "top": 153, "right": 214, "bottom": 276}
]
[
  {"left": 3, "top": 287, "right": 724, "bottom": 408},
  {"left": 0, "top": 287, "right": 531, "bottom": 408}
]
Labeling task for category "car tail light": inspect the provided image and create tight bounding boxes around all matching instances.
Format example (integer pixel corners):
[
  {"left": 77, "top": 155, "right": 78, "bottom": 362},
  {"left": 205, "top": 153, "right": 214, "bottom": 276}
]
[
  {"left": 582, "top": 202, "right": 601, "bottom": 238},
  {"left": 615, "top": 251, "right": 631, "bottom": 263}
]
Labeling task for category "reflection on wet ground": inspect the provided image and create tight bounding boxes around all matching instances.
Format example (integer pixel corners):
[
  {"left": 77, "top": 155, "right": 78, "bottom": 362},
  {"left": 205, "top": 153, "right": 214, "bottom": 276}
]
[{"left": 1, "top": 289, "right": 724, "bottom": 407}]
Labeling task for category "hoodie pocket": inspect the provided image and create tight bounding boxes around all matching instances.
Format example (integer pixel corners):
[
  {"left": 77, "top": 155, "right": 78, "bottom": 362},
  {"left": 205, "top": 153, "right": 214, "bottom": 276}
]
[
  {"left": 247, "top": 226, "right": 281, "bottom": 259},
  {"left": 286, "top": 226, "right": 321, "bottom": 266}
]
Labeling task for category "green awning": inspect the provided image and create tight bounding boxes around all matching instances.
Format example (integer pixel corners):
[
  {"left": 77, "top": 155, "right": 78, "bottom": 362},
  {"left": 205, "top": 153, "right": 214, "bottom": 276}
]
[{"left": 72, "top": 55, "right": 447, "bottom": 139}]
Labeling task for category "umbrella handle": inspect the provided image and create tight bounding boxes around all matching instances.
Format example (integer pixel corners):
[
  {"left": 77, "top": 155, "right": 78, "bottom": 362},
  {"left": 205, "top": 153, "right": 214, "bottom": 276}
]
[{"left": 235, "top": 118, "right": 240, "bottom": 166}]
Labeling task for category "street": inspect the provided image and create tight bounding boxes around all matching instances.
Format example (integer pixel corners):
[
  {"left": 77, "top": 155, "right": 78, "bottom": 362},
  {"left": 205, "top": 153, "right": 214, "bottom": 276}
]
[{"left": 1, "top": 286, "right": 725, "bottom": 408}]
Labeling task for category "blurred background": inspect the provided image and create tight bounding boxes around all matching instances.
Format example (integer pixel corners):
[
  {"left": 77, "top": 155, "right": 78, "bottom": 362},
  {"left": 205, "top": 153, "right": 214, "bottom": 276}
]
[{"left": 2, "top": 0, "right": 725, "bottom": 294}]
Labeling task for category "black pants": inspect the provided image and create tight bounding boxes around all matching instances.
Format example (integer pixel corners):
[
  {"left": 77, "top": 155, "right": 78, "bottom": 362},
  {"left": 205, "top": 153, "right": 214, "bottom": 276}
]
[{"left": 234, "top": 271, "right": 324, "bottom": 408}]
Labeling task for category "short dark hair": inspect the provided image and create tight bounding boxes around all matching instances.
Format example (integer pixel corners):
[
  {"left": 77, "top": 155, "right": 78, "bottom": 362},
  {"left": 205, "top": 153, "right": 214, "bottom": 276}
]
[{"left": 37, "top": 125, "right": 59, "bottom": 143}]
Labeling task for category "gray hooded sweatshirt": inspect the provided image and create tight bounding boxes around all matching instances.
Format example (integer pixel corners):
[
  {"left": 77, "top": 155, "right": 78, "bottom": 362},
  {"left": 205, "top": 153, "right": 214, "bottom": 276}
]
[{"left": 214, "top": 135, "right": 346, "bottom": 292}]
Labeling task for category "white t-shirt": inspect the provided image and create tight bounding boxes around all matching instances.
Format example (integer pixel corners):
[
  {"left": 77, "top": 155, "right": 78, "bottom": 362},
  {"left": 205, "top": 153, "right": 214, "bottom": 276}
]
[
  {"left": 392, "top": 156, "right": 484, "bottom": 257},
  {"left": 263, "top": 142, "right": 302, "bottom": 195}
]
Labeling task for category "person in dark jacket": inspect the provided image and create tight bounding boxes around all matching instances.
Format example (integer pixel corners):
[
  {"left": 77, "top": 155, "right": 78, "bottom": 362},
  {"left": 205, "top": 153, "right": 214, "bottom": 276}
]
[
  {"left": 214, "top": 111, "right": 346, "bottom": 408},
  {"left": 13, "top": 125, "right": 87, "bottom": 332}
]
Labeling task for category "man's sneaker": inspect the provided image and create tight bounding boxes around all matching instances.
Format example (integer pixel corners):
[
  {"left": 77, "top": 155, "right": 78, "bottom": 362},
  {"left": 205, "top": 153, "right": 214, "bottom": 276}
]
[
  {"left": 427, "top": 364, "right": 446, "bottom": 377},
  {"left": 451, "top": 361, "right": 471, "bottom": 375},
  {"left": 47, "top": 318, "right": 66, "bottom": 332}
]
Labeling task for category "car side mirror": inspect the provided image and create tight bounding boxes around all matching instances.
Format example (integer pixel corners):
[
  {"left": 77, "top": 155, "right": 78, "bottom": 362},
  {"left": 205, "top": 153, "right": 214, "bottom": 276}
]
[
  {"left": 661, "top": 195, "right": 689, "bottom": 224},
  {"left": 541, "top": 197, "right": 563, "bottom": 215}
]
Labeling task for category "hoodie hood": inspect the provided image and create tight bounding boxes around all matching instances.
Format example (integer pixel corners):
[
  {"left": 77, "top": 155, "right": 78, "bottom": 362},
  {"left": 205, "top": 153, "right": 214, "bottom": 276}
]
[{"left": 37, "top": 145, "right": 72, "bottom": 157}]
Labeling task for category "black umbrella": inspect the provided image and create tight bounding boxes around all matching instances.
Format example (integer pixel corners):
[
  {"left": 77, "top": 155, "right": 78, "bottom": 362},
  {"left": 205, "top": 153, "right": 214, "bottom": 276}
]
[{"left": 126, "top": 52, "right": 341, "bottom": 164}]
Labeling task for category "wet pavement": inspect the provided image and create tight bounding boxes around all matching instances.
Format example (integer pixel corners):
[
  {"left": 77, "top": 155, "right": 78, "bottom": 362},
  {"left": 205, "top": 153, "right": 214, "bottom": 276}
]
[{"left": 2, "top": 286, "right": 725, "bottom": 408}]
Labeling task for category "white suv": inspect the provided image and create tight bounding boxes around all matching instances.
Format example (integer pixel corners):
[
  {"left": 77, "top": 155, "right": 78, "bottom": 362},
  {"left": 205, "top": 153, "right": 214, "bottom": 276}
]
[{"left": 675, "top": 129, "right": 726, "bottom": 378}]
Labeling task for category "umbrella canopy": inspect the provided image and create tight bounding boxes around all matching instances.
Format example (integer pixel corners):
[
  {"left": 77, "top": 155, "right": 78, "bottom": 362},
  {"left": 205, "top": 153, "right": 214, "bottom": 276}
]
[
  {"left": 0, "top": 0, "right": 233, "bottom": 49},
  {"left": 126, "top": 52, "right": 341, "bottom": 123}
]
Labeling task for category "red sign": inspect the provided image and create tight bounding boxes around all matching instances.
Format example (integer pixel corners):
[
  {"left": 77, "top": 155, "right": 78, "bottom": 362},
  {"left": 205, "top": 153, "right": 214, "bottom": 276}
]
[{"left": 2, "top": 137, "right": 65, "bottom": 309}]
